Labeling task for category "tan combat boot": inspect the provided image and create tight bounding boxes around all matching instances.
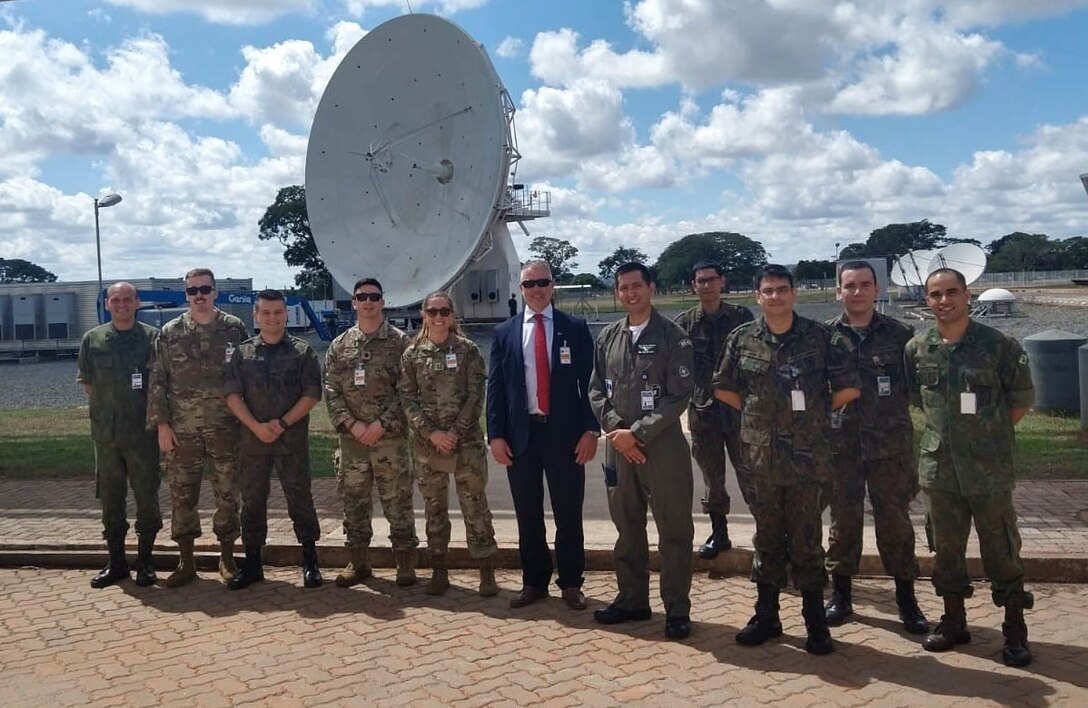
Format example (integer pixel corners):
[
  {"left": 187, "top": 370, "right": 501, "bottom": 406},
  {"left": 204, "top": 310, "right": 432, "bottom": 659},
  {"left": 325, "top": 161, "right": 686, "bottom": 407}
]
[
  {"left": 335, "top": 547, "right": 372, "bottom": 587},
  {"left": 395, "top": 550, "right": 417, "bottom": 587},
  {"left": 478, "top": 556, "right": 499, "bottom": 597},
  {"left": 164, "top": 537, "right": 197, "bottom": 588},
  {"left": 425, "top": 555, "right": 450, "bottom": 596},
  {"left": 219, "top": 541, "right": 239, "bottom": 582}
]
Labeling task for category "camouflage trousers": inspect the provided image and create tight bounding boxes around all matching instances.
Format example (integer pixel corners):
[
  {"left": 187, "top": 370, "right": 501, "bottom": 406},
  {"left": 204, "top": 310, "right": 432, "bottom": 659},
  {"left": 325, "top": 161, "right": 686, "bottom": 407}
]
[
  {"left": 924, "top": 486, "right": 1034, "bottom": 609},
  {"left": 94, "top": 436, "right": 162, "bottom": 541},
  {"left": 749, "top": 476, "right": 827, "bottom": 592},
  {"left": 415, "top": 440, "right": 497, "bottom": 559},
  {"left": 164, "top": 428, "right": 240, "bottom": 543},
  {"left": 337, "top": 435, "right": 419, "bottom": 552},
  {"left": 825, "top": 454, "right": 920, "bottom": 579},
  {"left": 238, "top": 447, "right": 321, "bottom": 547},
  {"left": 688, "top": 406, "right": 744, "bottom": 515}
]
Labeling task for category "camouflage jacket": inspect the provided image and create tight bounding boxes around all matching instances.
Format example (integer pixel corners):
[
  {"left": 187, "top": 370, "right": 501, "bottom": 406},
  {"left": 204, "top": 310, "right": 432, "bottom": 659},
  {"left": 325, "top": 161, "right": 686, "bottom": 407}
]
[
  {"left": 904, "top": 319, "right": 1035, "bottom": 494},
  {"left": 399, "top": 333, "right": 486, "bottom": 452},
  {"left": 713, "top": 313, "right": 860, "bottom": 484},
  {"left": 826, "top": 311, "right": 914, "bottom": 461},
  {"left": 77, "top": 321, "right": 159, "bottom": 445},
  {"left": 146, "top": 309, "right": 248, "bottom": 433},
  {"left": 324, "top": 321, "right": 410, "bottom": 439},
  {"left": 674, "top": 301, "right": 754, "bottom": 413},
  {"left": 225, "top": 333, "right": 322, "bottom": 454}
]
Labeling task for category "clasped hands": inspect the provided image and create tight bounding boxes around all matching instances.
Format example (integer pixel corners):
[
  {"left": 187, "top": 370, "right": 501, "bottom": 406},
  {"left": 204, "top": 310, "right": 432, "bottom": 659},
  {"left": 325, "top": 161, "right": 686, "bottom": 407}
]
[{"left": 606, "top": 429, "right": 646, "bottom": 464}]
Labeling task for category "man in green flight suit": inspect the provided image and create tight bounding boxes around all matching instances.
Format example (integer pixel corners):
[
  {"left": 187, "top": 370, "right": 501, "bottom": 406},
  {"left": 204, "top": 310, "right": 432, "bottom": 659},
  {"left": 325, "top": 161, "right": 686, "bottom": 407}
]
[
  {"left": 588, "top": 262, "right": 696, "bottom": 641},
  {"left": 904, "top": 268, "right": 1036, "bottom": 667},
  {"left": 77, "top": 282, "right": 162, "bottom": 588}
]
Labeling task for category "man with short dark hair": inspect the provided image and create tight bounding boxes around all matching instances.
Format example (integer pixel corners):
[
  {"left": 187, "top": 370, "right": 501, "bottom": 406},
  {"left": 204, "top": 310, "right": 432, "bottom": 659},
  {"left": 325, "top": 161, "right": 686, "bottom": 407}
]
[
  {"left": 225, "top": 289, "right": 324, "bottom": 589},
  {"left": 905, "top": 267, "right": 1036, "bottom": 667},
  {"left": 588, "top": 262, "right": 696, "bottom": 640},
  {"left": 674, "top": 261, "right": 753, "bottom": 558}
]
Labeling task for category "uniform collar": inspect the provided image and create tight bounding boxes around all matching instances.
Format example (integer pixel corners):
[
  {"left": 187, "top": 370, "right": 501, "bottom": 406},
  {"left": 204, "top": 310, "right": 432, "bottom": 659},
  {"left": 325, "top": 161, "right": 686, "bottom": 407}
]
[{"left": 355, "top": 320, "right": 390, "bottom": 341}]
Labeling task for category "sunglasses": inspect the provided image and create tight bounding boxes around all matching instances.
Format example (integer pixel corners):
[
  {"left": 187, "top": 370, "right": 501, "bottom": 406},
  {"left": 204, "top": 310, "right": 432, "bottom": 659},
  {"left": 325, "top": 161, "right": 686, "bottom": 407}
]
[
  {"left": 521, "top": 278, "right": 553, "bottom": 289},
  {"left": 354, "top": 292, "right": 383, "bottom": 302},
  {"left": 424, "top": 307, "right": 453, "bottom": 317},
  {"left": 185, "top": 285, "right": 214, "bottom": 296}
]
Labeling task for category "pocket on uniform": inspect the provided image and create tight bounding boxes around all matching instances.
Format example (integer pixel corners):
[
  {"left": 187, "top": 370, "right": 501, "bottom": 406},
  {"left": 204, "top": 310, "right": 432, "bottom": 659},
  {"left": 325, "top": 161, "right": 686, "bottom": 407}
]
[
  {"left": 603, "top": 463, "right": 617, "bottom": 488},
  {"left": 918, "top": 365, "right": 940, "bottom": 387},
  {"left": 739, "top": 412, "right": 770, "bottom": 446}
]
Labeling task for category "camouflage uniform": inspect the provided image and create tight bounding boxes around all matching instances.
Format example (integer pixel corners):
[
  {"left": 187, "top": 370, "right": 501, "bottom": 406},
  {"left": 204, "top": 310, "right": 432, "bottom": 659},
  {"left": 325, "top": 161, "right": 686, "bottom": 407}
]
[
  {"left": 825, "top": 312, "right": 920, "bottom": 579},
  {"left": 324, "top": 322, "right": 418, "bottom": 552},
  {"left": 588, "top": 308, "right": 695, "bottom": 618},
  {"left": 713, "top": 314, "right": 859, "bottom": 592},
  {"left": 77, "top": 321, "right": 162, "bottom": 541},
  {"left": 399, "top": 334, "right": 496, "bottom": 559},
  {"left": 674, "top": 302, "right": 754, "bottom": 513},
  {"left": 147, "top": 309, "right": 246, "bottom": 543},
  {"left": 225, "top": 334, "right": 323, "bottom": 547},
  {"left": 904, "top": 320, "right": 1035, "bottom": 609}
]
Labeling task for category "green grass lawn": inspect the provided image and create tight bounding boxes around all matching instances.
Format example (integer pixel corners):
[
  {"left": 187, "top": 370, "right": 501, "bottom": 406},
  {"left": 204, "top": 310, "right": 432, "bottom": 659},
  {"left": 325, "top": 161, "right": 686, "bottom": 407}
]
[{"left": 2, "top": 406, "right": 1084, "bottom": 481}]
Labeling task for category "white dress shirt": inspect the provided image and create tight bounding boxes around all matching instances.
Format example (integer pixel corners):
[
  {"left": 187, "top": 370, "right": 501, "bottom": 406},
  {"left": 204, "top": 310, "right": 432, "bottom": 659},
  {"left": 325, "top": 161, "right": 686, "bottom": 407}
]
[{"left": 522, "top": 304, "right": 554, "bottom": 415}]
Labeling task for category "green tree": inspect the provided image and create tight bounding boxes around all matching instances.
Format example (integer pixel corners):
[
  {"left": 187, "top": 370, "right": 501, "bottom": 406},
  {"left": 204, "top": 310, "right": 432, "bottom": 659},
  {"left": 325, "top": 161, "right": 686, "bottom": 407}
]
[
  {"left": 987, "top": 232, "right": 1056, "bottom": 272},
  {"left": 652, "top": 232, "right": 767, "bottom": 290},
  {"left": 257, "top": 185, "right": 331, "bottom": 299},
  {"left": 529, "top": 236, "right": 579, "bottom": 282},
  {"left": 793, "top": 259, "right": 836, "bottom": 280},
  {"left": 568, "top": 272, "right": 605, "bottom": 289},
  {"left": 1056, "top": 236, "right": 1088, "bottom": 269},
  {"left": 837, "top": 242, "right": 869, "bottom": 259},
  {"left": 0, "top": 258, "right": 58, "bottom": 283},
  {"left": 597, "top": 246, "right": 648, "bottom": 281}
]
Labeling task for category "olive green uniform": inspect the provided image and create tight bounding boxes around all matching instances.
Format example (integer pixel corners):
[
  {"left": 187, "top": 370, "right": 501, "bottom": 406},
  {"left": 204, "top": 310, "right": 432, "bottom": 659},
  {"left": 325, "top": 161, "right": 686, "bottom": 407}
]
[
  {"left": 904, "top": 320, "right": 1035, "bottom": 609},
  {"left": 675, "top": 302, "right": 754, "bottom": 513},
  {"left": 588, "top": 308, "right": 695, "bottom": 618},
  {"left": 825, "top": 312, "right": 920, "bottom": 580},
  {"left": 147, "top": 309, "right": 246, "bottom": 543},
  {"left": 399, "top": 334, "right": 497, "bottom": 559},
  {"left": 225, "top": 334, "right": 323, "bottom": 548},
  {"left": 713, "top": 315, "right": 859, "bottom": 592},
  {"left": 324, "top": 322, "right": 418, "bottom": 553},
  {"left": 77, "top": 321, "right": 163, "bottom": 541}
]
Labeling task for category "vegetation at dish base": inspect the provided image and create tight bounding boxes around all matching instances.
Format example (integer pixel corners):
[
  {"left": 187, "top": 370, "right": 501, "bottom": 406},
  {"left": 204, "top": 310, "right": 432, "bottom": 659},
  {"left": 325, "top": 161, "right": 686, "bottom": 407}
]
[
  {"left": 0, "top": 258, "right": 58, "bottom": 283},
  {"left": 2, "top": 405, "right": 1083, "bottom": 482},
  {"left": 257, "top": 185, "right": 333, "bottom": 301}
]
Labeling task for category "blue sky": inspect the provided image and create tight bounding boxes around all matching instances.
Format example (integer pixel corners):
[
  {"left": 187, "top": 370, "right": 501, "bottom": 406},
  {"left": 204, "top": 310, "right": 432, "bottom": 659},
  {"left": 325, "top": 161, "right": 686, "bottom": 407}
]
[{"left": 2, "top": 0, "right": 1088, "bottom": 288}]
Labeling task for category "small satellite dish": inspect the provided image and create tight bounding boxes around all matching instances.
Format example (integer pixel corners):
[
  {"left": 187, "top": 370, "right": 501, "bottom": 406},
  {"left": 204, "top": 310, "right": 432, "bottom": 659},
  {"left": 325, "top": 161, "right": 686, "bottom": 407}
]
[
  {"left": 890, "top": 250, "right": 935, "bottom": 287},
  {"left": 306, "top": 15, "right": 514, "bottom": 308},
  {"left": 979, "top": 288, "right": 1016, "bottom": 303},
  {"left": 927, "top": 243, "right": 987, "bottom": 286},
  {"left": 1080, "top": 172, "right": 1088, "bottom": 196}
]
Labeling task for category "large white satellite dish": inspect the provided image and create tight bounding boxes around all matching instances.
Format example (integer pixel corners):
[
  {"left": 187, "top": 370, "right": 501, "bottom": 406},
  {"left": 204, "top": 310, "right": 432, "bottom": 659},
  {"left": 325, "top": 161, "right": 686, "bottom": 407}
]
[
  {"left": 927, "top": 243, "right": 987, "bottom": 286},
  {"left": 306, "top": 14, "right": 516, "bottom": 308},
  {"left": 890, "top": 250, "right": 935, "bottom": 287}
]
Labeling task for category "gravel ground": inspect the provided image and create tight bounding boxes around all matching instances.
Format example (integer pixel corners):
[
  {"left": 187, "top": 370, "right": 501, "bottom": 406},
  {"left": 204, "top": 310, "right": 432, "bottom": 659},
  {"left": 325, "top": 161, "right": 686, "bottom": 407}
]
[{"left": 3, "top": 301, "right": 1087, "bottom": 411}]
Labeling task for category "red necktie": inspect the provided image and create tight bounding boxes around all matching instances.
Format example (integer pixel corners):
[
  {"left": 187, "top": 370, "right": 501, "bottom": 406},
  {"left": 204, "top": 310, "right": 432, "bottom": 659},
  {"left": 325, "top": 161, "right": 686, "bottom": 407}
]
[{"left": 534, "top": 313, "right": 550, "bottom": 414}]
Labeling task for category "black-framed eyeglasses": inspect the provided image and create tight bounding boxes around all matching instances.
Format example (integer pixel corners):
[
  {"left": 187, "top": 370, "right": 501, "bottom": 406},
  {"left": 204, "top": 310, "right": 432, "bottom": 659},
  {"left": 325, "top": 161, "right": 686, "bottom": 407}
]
[
  {"left": 694, "top": 277, "right": 721, "bottom": 286},
  {"left": 424, "top": 307, "right": 452, "bottom": 317},
  {"left": 520, "top": 278, "right": 553, "bottom": 289},
  {"left": 185, "top": 285, "right": 214, "bottom": 296},
  {"left": 354, "top": 292, "right": 383, "bottom": 302}
]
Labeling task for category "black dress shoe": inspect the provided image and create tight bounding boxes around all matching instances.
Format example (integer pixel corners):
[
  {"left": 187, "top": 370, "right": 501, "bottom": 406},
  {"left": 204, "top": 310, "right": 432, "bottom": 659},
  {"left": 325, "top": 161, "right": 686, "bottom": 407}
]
[
  {"left": 561, "top": 587, "right": 587, "bottom": 610},
  {"left": 510, "top": 586, "right": 549, "bottom": 608},
  {"left": 593, "top": 604, "right": 652, "bottom": 625},
  {"left": 665, "top": 616, "right": 691, "bottom": 640}
]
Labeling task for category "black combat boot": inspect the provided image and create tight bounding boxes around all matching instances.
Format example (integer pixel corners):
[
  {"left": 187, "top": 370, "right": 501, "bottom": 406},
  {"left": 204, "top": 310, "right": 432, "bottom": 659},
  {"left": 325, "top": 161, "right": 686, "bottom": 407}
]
[
  {"left": 803, "top": 589, "right": 835, "bottom": 655},
  {"left": 134, "top": 534, "right": 158, "bottom": 587},
  {"left": 923, "top": 596, "right": 971, "bottom": 652},
  {"left": 90, "top": 536, "right": 130, "bottom": 589},
  {"left": 894, "top": 577, "right": 929, "bottom": 634},
  {"left": 1001, "top": 606, "right": 1032, "bottom": 667},
  {"left": 823, "top": 574, "right": 853, "bottom": 626},
  {"left": 697, "top": 513, "right": 732, "bottom": 559},
  {"left": 227, "top": 545, "right": 264, "bottom": 591},
  {"left": 301, "top": 542, "right": 323, "bottom": 588},
  {"left": 735, "top": 583, "right": 783, "bottom": 646}
]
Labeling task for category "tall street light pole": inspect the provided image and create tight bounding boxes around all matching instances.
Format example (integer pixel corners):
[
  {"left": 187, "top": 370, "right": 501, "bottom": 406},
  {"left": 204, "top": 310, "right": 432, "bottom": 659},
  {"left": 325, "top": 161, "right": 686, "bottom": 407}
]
[{"left": 94, "top": 193, "right": 123, "bottom": 323}]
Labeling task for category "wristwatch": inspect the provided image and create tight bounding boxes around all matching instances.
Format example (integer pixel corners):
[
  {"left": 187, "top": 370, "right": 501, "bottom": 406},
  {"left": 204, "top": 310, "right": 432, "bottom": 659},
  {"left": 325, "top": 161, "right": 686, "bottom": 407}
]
[{"left": 278, "top": 417, "right": 290, "bottom": 429}]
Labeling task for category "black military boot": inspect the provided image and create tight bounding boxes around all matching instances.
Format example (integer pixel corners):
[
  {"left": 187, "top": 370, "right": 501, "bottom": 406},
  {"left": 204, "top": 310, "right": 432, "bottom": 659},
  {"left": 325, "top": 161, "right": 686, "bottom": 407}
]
[
  {"left": 90, "top": 536, "right": 130, "bottom": 589},
  {"left": 824, "top": 574, "right": 853, "bottom": 626},
  {"left": 134, "top": 534, "right": 158, "bottom": 587},
  {"left": 697, "top": 513, "right": 732, "bottom": 559},
  {"left": 1001, "top": 606, "right": 1032, "bottom": 667},
  {"left": 301, "top": 542, "right": 323, "bottom": 588},
  {"left": 923, "top": 596, "right": 971, "bottom": 652},
  {"left": 894, "top": 577, "right": 929, "bottom": 635},
  {"left": 803, "top": 589, "right": 835, "bottom": 655},
  {"left": 735, "top": 583, "right": 783, "bottom": 646},
  {"left": 227, "top": 545, "right": 264, "bottom": 591}
]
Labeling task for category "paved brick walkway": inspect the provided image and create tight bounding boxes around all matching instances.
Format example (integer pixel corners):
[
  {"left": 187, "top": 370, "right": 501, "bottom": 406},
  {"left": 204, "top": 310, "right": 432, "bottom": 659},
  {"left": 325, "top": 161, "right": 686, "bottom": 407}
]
[{"left": 2, "top": 569, "right": 1086, "bottom": 706}]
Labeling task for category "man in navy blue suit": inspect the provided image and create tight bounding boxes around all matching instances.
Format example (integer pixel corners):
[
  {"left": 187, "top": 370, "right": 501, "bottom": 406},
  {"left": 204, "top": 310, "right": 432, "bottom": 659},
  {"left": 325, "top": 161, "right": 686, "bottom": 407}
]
[{"left": 487, "top": 260, "right": 600, "bottom": 610}]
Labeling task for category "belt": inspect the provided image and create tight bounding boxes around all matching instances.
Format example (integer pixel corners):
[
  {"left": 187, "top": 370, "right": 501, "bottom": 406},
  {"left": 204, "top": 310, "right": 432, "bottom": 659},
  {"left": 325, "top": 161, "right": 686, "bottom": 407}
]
[{"left": 529, "top": 413, "right": 549, "bottom": 424}]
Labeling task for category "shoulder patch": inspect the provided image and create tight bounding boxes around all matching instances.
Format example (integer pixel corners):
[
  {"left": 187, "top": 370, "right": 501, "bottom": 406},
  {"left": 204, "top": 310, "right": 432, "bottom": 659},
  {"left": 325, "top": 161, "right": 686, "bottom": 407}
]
[
  {"left": 678, "top": 365, "right": 690, "bottom": 378},
  {"left": 1019, "top": 353, "right": 1029, "bottom": 366}
]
